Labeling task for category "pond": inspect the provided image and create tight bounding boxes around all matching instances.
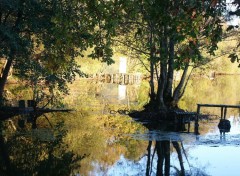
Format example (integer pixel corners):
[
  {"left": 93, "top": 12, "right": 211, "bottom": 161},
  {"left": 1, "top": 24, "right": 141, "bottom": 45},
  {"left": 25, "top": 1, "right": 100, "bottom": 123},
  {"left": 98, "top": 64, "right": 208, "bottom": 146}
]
[{"left": 1, "top": 76, "right": 240, "bottom": 175}]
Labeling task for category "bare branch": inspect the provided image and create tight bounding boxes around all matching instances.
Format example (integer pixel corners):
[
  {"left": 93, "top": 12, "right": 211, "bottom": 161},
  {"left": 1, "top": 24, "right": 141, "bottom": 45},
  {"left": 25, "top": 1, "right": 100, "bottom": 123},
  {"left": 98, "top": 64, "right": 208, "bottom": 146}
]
[
  {"left": 113, "top": 39, "right": 150, "bottom": 72},
  {"left": 113, "top": 39, "right": 150, "bottom": 55},
  {"left": 43, "top": 114, "right": 53, "bottom": 128},
  {"left": 172, "top": 64, "right": 189, "bottom": 103},
  {"left": 179, "top": 67, "right": 194, "bottom": 99}
]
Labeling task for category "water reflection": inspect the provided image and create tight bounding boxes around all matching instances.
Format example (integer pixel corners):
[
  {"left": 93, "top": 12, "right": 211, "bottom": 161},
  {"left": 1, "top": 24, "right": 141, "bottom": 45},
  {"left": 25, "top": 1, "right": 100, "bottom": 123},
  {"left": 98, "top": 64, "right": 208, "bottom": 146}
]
[
  {"left": 196, "top": 115, "right": 240, "bottom": 146},
  {"left": 0, "top": 118, "right": 82, "bottom": 176},
  {"left": 118, "top": 85, "right": 126, "bottom": 100},
  {"left": 145, "top": 140, "right": 185, "bottom": 176},
  {"left": 4, "top": 76, "right": 240, "bottom": 175},
  {"left": 106, "top": 112, "right": 240, "bottom": 176},
  {"left": 65, "top": 77, "right": 240, "bottom": 175},
  {"left": 108, "top": 130, "right": 209, "bottom": 176},
  {"left": 113, "top": 116, "right": 195, "bottom": 176}
]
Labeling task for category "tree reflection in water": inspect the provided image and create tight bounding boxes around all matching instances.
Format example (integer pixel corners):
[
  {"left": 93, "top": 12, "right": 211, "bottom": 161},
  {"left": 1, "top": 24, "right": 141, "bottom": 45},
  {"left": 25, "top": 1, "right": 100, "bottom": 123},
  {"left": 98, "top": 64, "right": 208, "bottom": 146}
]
[
  {"left": 145, "top": 140, "right": 185, "bottom": 176},
  {"left": 141, "top": 120, "right": 209, "bottom": 176},
  {"left": 0, "top": 119, "right": 83, "bottom": 176}
]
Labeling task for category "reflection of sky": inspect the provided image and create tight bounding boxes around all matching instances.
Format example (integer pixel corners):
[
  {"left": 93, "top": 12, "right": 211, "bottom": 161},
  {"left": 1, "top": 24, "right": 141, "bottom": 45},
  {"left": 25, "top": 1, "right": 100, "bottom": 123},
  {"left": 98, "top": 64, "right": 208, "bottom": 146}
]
[
  {"left": 101, "top": 115, "right": 240, "bottom": 176},
  {"left": 107, "top": 155, "right": 148, "bottom": 176},
  {"left": 189, "top": 116, "right": 240, "bottom": 176},
  {"left": 226, "top": 0, "right": 240, "bottom": 25},
  {"left": 188, "top": 146, "right": 240, "bottom": 176},
  {"left": 118, "top": 85, "right": 126, "bottom": 100}
]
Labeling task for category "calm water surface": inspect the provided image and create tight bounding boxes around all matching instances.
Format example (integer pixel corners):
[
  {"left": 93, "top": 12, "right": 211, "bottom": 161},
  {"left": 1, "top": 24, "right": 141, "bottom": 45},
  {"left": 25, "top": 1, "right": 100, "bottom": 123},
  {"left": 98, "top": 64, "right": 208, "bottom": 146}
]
[
  {"left": 63, "top": 76, "right": 240, "bottom": 176},
  {"left": 3, "top": 76, "right": 240, "bottom": 175}
]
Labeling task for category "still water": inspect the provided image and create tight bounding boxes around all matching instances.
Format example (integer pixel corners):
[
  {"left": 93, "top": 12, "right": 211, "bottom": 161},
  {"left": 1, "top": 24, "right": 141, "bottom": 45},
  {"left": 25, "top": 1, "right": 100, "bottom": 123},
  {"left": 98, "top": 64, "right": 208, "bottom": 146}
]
[
  {"left": 64, "top": 76, "right": 240, "bottom": 176},
  {"left": 2, "top": 76, "right": 240, "bottom": 175}
]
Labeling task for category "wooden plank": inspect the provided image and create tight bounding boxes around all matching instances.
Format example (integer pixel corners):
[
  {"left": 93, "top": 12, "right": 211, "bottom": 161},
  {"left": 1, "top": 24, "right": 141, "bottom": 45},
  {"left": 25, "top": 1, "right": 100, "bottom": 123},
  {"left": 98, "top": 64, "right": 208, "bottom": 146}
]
[
  {"left": 197, "top": 104, "right": 240, "bottom": 108},
  {"left": 174, "top": 111, "right": 197, "bottom": 115},
  {"left": 0, "top": 107, "right": 73, "bottom": 121},
  {"left": 194, "top": 103, "right": 240, "bottom": 135}
]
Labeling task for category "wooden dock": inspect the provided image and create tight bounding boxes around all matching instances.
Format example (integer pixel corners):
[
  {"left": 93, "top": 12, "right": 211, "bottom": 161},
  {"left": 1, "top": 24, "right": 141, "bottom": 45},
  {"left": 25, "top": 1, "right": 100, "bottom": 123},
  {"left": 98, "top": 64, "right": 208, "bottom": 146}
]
[
  {"left": 0, "top": 100, "right": 73, "bottom": 121},
  {"left": 194, "top": 103, "right": 240, "bottom": 134},
  {"left": 197, "top": 104, "right": 240, "bottom": 119},
  {"left": 172, "top": 104, "right": 240, "bottom": 135},
  {"left": 88, "top": 73, "right": 142, "bottom": 85},
  {"left": 0, "top": 107, "right": 73, "bottom": 120},
  {"left": 173, "top": 111, "right": 197, "bottom": 133}
]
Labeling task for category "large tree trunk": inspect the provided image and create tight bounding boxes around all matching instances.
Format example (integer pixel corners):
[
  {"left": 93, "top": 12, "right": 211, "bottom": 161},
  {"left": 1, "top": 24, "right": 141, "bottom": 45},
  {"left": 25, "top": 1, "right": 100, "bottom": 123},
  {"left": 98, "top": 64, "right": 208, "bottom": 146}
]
[
  {"left": 149, "top": 61, "right": 155, "bottom": 102},
  {"left": 157, "top": 62, "right": 167, "bottom": 110},
  {"left": 164, "top": 38, "right": 175, "bottom": 104},
  {"left": 149, "top": 29, "right": 156, "bottom": 103},
  {"left": 0, "top": 55, "right": 14, "bottom": 103},
  {"left": 157, "top": 31, "right": 168, "bottom": 110}
]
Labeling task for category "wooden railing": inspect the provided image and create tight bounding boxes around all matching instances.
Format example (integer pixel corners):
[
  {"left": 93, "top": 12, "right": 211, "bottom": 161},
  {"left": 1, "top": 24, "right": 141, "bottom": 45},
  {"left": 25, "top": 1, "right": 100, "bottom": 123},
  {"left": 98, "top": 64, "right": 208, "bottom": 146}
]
[
  {"left": 88, "top": 73, "right": 142, "bottom": 85},
  {"left": 197, "top": 104, "right": 240, "bottom": 119}
]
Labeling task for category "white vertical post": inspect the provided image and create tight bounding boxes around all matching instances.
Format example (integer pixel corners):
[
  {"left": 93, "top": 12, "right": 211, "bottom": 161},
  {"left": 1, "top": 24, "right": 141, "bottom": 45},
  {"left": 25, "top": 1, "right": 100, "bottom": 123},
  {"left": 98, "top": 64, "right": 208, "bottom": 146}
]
[{"left": 119, "top": 57, "right": 127, "bottom": 74}]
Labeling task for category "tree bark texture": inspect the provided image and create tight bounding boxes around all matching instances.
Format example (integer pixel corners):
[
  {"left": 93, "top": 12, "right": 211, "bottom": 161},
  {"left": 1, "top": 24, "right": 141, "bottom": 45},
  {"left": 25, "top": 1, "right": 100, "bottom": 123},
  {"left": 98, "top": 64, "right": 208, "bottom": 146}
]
[
  {"left": 157, "top": 62, "right": 167, "bottom": 110},
  {"left": 157, "top": 32, "right": 168, "bottom": 110},
  {"left": 149, "top": 29, "right": 156, "bottom": 102},
  {"left": 164, "top": 38, "right": 174, "bottom": 102}
]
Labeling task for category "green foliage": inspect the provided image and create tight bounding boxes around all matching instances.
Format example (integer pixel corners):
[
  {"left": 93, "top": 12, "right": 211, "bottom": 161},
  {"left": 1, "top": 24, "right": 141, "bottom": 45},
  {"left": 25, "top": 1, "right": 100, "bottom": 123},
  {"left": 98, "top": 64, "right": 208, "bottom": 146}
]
[
  {"left": 60, "top": 80, "right": 149, "bottom": 173},
  {"left": 225, "top": 1, "right": 240, "bottom": 66},
  {"left": 111, "top": 0, "right": 227, "bottom": 107},
  {"left": 0, "top": 0, "right": 122, "bottom": 103}
]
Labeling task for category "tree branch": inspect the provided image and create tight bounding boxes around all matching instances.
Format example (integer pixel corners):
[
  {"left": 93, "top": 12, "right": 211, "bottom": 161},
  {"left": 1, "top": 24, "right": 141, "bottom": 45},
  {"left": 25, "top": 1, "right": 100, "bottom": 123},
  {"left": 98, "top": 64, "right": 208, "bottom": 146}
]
[
  {"left": 179, "top": 66, "right": 194, "bottom": 99},
  {"left": 113, "top": 39, "right": 150, "bottom": 55},
  {"left": 172, "top": 64, "right": 189, "bottom": 103}
]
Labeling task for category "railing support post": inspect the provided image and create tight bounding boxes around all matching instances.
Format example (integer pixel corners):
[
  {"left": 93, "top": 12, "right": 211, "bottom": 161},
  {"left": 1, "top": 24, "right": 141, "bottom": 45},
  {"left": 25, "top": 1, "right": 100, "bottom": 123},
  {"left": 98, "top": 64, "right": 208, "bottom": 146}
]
[{"left": 195, "top": 104, "right": 200, "bottom": 135}]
